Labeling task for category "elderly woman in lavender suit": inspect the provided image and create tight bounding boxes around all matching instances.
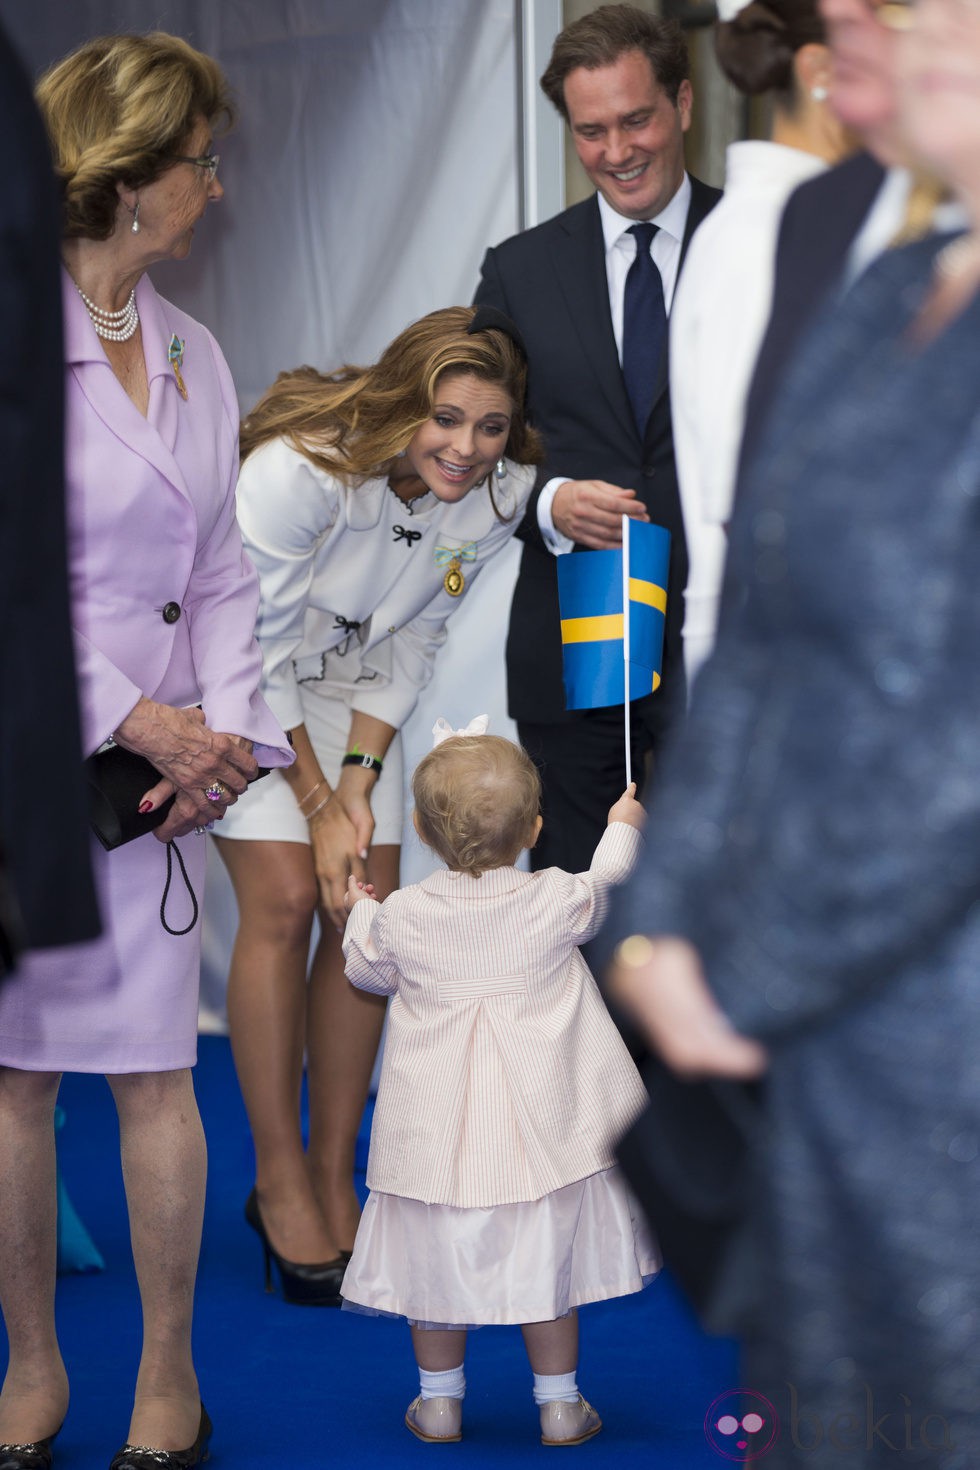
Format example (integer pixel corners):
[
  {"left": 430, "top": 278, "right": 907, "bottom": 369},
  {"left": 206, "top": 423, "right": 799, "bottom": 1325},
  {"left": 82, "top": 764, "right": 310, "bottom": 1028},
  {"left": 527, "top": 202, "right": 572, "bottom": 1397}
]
[{"left": 0, "top": 34, "right": 292, "bottom": 1470}]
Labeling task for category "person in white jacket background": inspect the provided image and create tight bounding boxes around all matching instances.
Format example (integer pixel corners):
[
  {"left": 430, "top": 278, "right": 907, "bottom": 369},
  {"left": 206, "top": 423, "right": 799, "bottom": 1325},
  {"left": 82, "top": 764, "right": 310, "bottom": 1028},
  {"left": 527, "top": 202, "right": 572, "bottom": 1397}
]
[
  {"left": 669, "top": 0, "right": 851, "bottom": 684},
  {"left": 214, "top": 306, "right": 540, "bottom": 1303}
]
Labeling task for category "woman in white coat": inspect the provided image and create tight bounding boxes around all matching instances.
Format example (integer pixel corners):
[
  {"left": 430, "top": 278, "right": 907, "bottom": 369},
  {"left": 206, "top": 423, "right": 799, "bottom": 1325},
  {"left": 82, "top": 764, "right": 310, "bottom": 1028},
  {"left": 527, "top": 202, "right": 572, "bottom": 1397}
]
[
  {"left": 214, "top": 306, "right": 541, "bottom": 1302},
  {"left": 670, "top": 0, "right": 851, "bottom": 683}
]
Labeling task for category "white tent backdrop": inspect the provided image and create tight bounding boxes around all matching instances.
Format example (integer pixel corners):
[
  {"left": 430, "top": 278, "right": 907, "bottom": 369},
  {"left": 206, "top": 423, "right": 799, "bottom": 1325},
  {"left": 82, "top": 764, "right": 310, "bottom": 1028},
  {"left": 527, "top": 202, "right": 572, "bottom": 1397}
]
[{"left": 1, "top": 0, "right": 560, "bottom": 1018}]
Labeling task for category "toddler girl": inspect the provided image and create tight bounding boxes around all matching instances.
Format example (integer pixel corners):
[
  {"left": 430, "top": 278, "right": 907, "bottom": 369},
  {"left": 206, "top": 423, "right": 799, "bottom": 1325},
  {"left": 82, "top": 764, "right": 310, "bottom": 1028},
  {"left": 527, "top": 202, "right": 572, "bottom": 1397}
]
[{"left": 340, "top": 723, "right": 657, "bottom": 1446}]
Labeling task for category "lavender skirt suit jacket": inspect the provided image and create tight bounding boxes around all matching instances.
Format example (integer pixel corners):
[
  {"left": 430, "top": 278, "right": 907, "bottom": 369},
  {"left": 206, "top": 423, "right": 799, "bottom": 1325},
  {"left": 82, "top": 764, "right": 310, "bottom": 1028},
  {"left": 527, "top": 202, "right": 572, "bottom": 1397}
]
[{"left": 0, "top": 272, "right": 292, "bottom": 1074}]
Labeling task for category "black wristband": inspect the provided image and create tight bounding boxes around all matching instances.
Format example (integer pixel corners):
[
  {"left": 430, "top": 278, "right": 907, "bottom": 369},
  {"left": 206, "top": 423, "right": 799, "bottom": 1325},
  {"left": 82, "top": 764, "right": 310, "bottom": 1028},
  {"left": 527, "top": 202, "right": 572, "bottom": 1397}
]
[{"left": 342, "top": 751, "right": 383, "bottom": 775}]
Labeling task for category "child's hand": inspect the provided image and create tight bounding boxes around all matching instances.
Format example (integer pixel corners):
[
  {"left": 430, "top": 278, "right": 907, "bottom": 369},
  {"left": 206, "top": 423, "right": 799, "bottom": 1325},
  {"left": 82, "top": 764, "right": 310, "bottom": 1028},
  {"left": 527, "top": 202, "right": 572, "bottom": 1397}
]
[
  {"left": 343, "top": 875, "right": 377, "bottom": 914},
  {"left": 608, "top": 782, "right": 645, "bottom": 831}
]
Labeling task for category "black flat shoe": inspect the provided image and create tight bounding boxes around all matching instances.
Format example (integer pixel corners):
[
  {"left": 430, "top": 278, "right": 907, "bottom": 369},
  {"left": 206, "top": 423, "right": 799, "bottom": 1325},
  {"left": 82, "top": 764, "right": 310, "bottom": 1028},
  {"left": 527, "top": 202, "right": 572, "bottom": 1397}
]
[
  {"left": 0, "top": 1432, "right": 58, "bottom": 1470},
  {"left": 244, "top": 1189, "right": 345, "bottom": 1306},
  {"left": 108, "top": 1405, "right": 211, "bottom": 1470}
]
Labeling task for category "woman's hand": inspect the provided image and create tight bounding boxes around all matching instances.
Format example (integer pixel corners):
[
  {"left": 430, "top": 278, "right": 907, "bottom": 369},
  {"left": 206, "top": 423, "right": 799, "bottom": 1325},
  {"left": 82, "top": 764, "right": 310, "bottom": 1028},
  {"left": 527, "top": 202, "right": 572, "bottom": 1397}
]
[
  {"left": 308, "top": 793, "right": 370, "bottom": 931},
  {"left": 116, "top": 699, "right": 258, "bottom": 791},
  {"left": 115, "top": 699, "right": 258, "bottom": 834},
  {"left": 336, "top": 769, "right": 376, "bottom": 860},
  {"left": 606, "top": 935, "right": 768, "bottom": 1079}
]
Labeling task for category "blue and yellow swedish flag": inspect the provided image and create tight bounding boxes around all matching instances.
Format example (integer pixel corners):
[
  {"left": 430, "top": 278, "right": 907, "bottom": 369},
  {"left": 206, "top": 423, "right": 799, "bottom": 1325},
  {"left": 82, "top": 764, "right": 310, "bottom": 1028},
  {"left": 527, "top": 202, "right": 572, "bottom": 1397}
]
[{"left": 556, "top": 521, "right": 670, "bottom": 710}]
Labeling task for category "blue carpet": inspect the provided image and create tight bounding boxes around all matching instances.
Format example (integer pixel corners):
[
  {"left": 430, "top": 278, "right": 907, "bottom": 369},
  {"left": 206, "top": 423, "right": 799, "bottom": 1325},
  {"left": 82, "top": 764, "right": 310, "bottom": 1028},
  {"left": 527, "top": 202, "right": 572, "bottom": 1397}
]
[{"left": 3, "top": 1037, "right": 738, "bottom": 1468}]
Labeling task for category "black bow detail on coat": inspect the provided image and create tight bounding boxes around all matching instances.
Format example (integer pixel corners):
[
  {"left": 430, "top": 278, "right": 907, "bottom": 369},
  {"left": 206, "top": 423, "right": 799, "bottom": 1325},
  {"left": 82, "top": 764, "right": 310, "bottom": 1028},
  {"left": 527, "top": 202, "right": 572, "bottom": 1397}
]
[
  {"left": 392, "top": 525, "right": 422, "bottom": 546},
  {"left": 332, "top": 615, "right": 362, "bottom": 656}
]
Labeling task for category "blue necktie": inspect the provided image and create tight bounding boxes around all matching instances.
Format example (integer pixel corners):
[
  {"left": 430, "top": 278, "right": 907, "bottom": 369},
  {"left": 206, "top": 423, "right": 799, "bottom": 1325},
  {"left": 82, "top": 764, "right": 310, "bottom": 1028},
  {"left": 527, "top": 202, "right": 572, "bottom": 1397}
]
[{"left": 622, "top": 222, "right": 666, "bottom": 436}]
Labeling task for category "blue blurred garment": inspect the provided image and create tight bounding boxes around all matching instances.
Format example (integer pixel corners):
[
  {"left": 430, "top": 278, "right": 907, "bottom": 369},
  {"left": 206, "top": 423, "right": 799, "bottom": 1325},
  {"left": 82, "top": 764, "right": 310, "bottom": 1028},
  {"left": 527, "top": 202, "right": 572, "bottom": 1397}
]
[{"left": 607, "top": 235, "right": 980, "bottom": 1469}]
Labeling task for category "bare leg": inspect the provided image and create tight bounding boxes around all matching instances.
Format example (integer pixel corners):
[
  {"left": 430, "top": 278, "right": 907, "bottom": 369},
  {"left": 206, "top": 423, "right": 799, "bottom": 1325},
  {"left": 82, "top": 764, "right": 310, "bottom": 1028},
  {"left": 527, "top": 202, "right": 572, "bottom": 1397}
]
[
  {"left": 107, "top": 1069, "right": 205, "bottom": 1451},
  {"left": 0, "top": 1067, "right": 66, "bottom": 1444},
  {"left": 306, "top": 844, "right": 397, "bottom": 1252},
  {"left": 214, "top": 836, "right": 339, "bottom": 1262},
  {"left": 520, "top": 1312, "right": 579, "bottom": 1376},
  {"left": 410, "top": 1327, "right": 468, "bottom": 1373}
]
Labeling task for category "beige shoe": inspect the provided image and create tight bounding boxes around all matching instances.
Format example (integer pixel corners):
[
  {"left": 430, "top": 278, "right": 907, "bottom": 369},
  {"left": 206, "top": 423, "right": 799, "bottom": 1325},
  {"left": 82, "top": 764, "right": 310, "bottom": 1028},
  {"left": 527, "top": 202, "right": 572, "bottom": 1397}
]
[
  {"left": 540, "top": 1395, "right": 602, "bottom": 1446},
  {"left": 404, "top": 1394, "right": 463, "bottom": 1443}
]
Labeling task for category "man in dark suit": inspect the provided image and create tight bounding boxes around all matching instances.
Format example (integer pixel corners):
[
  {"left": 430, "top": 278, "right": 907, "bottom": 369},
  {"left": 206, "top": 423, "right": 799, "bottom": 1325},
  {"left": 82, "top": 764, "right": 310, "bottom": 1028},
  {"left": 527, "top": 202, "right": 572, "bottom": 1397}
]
[
  {"left": 0, "top": 20, "right": 99, "bottom": 972},
  {"left": 475, "top": 3, "right": 721, "bottom": 875}
]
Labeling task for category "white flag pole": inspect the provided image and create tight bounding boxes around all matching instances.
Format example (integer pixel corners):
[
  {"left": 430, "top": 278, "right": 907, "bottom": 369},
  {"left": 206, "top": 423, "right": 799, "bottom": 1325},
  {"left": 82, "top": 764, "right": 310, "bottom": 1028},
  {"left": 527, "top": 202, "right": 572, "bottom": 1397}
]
[{"left": 622, "top": 513, "right": 631, "bottom": 788}]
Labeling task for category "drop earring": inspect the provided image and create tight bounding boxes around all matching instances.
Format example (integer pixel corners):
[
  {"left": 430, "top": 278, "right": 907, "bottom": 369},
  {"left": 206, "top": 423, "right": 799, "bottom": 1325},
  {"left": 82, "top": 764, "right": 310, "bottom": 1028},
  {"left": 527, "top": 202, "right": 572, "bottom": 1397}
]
[
  {"left": 131, "top": 200, "right": 141, "bottom": 234},
  {"left": 495, "top": 458, "right": 508, "bottom": 479}
]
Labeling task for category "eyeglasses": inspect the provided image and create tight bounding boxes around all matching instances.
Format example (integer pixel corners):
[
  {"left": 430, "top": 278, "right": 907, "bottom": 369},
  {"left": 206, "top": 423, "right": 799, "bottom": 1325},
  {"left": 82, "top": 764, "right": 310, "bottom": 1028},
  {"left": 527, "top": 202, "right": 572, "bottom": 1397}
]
[{"left": 170, "top": 153, "right": 220, "bottom": 182}]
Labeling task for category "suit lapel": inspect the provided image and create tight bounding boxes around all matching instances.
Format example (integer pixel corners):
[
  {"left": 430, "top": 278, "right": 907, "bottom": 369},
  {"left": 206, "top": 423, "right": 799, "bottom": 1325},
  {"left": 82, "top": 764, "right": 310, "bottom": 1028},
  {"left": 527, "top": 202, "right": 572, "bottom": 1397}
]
[
  {"left": 552, "top": 197, "right": 638, "bottom": 447},
  {"left": 62, "top": 272, "right": 192, "bottom": 505}
]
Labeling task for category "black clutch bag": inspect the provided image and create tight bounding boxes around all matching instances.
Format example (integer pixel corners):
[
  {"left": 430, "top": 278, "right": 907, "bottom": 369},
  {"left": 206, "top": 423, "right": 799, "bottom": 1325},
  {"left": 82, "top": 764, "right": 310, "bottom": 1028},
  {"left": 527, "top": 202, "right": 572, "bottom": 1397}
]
[
  {"left": 85, "top": 744, "right": 272, "bottom": 851},
  {"left": 617, "top": 1060, "right": 764, "bottom": 1334},
  {"left": 85, "top": 745, "right": 174, "bottom": 851}
]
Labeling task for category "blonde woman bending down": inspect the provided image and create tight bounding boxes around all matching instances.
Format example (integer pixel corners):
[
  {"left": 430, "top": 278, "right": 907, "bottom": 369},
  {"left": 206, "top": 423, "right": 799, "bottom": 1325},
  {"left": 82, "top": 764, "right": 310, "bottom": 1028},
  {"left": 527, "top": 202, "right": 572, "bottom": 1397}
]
[{"left": 215, "top": 307, "right": 541, "bottom": 1304}]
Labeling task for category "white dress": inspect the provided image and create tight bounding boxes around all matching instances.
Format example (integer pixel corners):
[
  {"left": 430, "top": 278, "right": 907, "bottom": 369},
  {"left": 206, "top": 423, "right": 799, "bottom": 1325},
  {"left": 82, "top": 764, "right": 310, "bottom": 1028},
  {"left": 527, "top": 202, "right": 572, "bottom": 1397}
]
[{"left": 669, "top": 142, "right": 828, "bottom": 684}]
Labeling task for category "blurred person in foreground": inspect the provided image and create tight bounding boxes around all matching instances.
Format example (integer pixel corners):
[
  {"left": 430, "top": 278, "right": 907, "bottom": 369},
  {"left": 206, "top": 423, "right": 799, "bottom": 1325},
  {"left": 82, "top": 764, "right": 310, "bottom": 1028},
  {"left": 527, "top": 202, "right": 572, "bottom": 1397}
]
[
  {"left": 0, "top": 20, "right": 98, "bottom": 975},
  {"left": 739, "top": 0, "right": 965, "bottom": 465},
  {"left": 0, "top": 33, "right": 292, "bottom": 1470},
  {"left": 603, "top": 0, "right": 980, "bottom": 1461}
]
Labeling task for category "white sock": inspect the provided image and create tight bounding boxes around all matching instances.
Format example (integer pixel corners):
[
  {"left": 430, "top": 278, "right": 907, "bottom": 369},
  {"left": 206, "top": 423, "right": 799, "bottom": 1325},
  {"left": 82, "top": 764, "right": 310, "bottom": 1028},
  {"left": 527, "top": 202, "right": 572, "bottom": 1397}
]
[
  {"left": 533, "top": 1370, "right": 579, "bottom": 1405},
  {"left": 419, "top": 1364, "right": 466, "bottom": 1401}
]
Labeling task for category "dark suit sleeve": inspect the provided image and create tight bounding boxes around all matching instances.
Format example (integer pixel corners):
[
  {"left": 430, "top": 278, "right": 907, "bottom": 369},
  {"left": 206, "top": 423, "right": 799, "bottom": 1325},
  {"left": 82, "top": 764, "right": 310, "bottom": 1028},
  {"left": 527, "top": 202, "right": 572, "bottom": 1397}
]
[
  {"left": 473, "top": 246, "right": 550, "bottom": 553},
  {"left": 0, "top": 22, "right": 100, "bottom": 952},
  {"left": 737, "top": 188, "right": 812, "bottom": 475},
  {"left": 739, "top": 155, "right": 884, "bottom": 477}
]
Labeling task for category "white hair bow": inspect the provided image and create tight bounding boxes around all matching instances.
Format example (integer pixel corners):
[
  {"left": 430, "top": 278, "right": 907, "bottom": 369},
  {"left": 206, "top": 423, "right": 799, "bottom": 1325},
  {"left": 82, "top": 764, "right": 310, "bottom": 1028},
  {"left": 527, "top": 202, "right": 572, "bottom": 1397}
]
[
  {"left": 431, "top": 714, "right": 490, "bottom": 747},
  {"left": 716, "top": 0, "right": 754, "bottom": 18}
]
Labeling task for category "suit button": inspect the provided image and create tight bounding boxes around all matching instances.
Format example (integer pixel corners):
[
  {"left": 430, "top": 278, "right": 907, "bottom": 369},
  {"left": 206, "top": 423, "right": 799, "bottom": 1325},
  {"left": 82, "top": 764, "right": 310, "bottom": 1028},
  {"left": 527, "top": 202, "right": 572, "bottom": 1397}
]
[
  {"left": 162, "top": 602, "right": 182, "bottom": 624},
  {"left": 642, "top": 466, "right": 655, "bottom": 478}
]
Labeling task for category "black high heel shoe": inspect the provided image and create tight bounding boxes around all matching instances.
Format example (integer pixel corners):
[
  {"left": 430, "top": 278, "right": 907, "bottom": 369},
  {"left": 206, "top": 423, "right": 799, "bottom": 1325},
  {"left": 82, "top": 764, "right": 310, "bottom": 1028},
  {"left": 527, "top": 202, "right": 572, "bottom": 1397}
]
[
  {"left": 0, "top": 1429, "right": 59, "bottom": 1470},
  {"left": 244, "top": 1189, "right": 345, "bottom": 1306},
  {"left": 108, "top": 1404, "right": 211, "bottom": 1470}
]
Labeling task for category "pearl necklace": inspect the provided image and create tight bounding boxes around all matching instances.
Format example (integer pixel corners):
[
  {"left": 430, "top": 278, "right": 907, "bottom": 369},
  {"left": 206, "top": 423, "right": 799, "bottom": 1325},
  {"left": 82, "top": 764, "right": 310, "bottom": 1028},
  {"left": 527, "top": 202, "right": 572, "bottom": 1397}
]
[{"left": 75, "top": 283, "right": 140, "bottom": 341}]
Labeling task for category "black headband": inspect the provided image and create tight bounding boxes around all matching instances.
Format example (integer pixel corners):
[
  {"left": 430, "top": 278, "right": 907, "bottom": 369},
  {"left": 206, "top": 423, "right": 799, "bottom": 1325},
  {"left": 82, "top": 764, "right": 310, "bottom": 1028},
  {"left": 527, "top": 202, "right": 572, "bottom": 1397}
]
[{"left": 466, "top": 305, "right": 528, "bottom": 362}]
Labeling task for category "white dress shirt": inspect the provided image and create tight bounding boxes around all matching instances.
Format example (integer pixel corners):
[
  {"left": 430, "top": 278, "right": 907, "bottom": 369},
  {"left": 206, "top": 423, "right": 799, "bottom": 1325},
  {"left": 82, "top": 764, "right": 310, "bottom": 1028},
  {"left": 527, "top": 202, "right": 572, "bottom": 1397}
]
[{"left": 538, "top": 175, "right": 693, "bottom": 553}]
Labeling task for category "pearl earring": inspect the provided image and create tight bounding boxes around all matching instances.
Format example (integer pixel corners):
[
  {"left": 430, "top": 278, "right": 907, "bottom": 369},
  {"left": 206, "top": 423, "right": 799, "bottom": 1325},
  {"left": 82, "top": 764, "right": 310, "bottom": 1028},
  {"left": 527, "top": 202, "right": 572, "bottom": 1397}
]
[
  {"left": 131, "top": 200, "right": 141, "bottom": 234},
  {"left": 811, "top": 85, "right": 829, "bottom": 102}
]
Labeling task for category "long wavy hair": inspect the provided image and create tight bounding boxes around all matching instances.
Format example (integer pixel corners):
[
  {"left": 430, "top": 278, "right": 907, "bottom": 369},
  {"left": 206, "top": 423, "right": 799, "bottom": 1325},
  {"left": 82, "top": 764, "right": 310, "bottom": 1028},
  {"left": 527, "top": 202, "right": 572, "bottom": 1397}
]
[{"left": 239, "top": 307, "right": 543, "bottom": 516}]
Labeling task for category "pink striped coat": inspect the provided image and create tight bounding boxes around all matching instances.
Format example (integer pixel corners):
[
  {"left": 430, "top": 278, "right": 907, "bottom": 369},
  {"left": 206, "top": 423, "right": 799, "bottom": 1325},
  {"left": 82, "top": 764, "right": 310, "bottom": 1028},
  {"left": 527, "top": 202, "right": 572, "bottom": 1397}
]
[{"left": 342, "top": 823, "right": 648, "bottom": 1207}]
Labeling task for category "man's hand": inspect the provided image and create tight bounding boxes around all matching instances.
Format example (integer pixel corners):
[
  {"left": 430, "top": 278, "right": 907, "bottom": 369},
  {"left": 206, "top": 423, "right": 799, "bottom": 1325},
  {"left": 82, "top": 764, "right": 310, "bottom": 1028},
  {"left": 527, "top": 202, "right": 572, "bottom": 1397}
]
[{"left": 552, "top": 480, "right": 650, "bottom": 549}]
